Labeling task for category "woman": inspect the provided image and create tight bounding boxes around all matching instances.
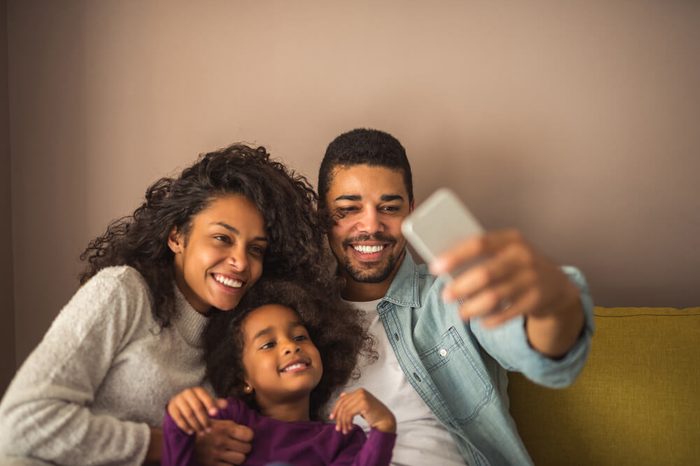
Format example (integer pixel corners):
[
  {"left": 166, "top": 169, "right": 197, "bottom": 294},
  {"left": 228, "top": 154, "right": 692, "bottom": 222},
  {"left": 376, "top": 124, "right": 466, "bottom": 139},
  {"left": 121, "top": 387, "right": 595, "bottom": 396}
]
[{"left": 0, "top": 143, "right": 325, "bottom": 465}]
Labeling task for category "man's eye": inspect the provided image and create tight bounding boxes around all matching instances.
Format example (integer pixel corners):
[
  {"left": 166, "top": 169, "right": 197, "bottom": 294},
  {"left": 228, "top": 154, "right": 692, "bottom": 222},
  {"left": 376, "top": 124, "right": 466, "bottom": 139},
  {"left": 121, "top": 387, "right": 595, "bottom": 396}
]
[{"left": 380, "top": 205, "right": 400, "bottom": 213}]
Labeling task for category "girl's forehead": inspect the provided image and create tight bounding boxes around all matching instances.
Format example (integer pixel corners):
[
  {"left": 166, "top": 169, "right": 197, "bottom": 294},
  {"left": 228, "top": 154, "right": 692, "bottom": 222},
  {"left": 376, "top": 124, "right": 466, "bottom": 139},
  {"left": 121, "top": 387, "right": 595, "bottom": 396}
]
[{"left": 242, "top": 304, "right": 303, "bottom": 335}]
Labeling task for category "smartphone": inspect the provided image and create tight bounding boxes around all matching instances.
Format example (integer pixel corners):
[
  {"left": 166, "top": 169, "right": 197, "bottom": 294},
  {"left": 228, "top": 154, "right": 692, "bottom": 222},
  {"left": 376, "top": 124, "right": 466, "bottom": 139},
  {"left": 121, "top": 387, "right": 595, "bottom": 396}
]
[{"left": 402, "top": 188, "right": 483, "bottom": 278}]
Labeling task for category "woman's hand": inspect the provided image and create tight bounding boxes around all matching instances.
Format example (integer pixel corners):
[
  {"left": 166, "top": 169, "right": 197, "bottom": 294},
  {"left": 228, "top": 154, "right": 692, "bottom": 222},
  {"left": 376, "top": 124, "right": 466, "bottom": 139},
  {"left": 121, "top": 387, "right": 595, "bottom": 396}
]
[
  {"left": 329, "top": 389, "right": 396, "bottom": 434},
  {"left": 166, "top": 386, "right": 228, "bottom": 435}
]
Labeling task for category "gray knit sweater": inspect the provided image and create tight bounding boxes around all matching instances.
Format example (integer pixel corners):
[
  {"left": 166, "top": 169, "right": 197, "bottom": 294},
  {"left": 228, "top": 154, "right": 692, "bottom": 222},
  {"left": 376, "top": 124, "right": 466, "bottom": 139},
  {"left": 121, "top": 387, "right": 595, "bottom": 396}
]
[{"left": 0, "top": 266, "right": 210, "bottom": 465}]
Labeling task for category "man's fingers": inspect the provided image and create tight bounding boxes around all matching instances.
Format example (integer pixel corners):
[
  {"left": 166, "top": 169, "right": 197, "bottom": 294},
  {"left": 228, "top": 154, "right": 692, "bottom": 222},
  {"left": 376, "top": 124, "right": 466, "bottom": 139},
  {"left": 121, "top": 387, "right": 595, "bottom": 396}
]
[
  {"left": 442, "top": 233, "right": 533, "bottom": 301},
  {"left": 431, "top": 229, "right": 521, "bottom": 275},
  {"left": 458, "top": 269, "right": 533, "bottom": 322}
]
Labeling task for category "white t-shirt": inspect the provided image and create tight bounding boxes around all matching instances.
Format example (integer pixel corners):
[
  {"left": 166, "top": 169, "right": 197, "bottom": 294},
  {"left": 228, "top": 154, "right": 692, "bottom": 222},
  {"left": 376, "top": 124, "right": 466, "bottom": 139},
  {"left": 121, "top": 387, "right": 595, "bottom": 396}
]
[{"left": 341, "top": 299, "right": 465, "bottom": 466}]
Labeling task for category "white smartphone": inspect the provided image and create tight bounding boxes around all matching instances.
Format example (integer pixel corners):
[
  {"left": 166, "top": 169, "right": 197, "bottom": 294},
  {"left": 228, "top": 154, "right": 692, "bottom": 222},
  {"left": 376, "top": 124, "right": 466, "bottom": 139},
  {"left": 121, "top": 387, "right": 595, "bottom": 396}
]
[{"left": 402, "top": 188, "right": 484, "bottom": 278}]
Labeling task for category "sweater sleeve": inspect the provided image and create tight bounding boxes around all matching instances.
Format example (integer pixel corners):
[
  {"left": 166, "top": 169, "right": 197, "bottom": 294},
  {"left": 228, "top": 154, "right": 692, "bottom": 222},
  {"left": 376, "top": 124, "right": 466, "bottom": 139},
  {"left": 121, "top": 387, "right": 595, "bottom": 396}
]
[
  {"left": 331, "top": 427, "right": 396, "bottom": 466},
  {"left": 0, "top": 268, "right": 154, "bottom": 465},
  {"left": 161, "top": 412, "right": 197, "bottom": 466},
  {"left": 161, "top": 397, "right": 243, "bottom": 466}
]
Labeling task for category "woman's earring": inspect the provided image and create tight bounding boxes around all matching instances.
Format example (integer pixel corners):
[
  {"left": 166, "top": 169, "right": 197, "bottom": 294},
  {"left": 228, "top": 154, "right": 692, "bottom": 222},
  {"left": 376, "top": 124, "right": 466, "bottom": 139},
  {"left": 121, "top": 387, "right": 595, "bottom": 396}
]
[{"left": 243, "top": 384, "right": 253, "bottom": 394}]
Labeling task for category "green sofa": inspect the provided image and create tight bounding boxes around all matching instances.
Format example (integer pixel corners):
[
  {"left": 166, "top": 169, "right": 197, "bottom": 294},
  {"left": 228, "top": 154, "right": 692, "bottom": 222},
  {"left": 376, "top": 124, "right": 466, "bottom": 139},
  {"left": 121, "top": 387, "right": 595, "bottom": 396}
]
[{"left": 508, "top": 306, "right": 700, "bottom": 465}]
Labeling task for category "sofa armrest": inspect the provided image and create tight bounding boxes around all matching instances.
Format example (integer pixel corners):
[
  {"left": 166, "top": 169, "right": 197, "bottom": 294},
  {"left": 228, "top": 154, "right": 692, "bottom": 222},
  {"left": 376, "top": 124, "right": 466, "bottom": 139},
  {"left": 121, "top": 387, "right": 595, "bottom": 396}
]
[{"left": 508, "top": 306, "right": 700, "bottom": 466}]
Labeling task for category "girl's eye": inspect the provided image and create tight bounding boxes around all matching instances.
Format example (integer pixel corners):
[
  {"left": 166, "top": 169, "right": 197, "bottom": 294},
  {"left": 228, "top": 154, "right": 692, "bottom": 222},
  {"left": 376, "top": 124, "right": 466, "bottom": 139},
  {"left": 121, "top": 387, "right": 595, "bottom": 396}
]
[
  {"left": 260, "top": 341, "right": 276, "bottom": 350},
  {"left": 293, "top": 334, "right": 308, "bottom": 342}
]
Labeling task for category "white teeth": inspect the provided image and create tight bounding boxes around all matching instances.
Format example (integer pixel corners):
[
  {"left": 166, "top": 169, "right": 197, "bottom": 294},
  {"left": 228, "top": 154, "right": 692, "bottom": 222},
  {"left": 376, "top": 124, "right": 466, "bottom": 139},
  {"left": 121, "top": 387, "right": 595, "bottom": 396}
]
[
  {"left": 213, "top": 274, "right": 243, "bottom": 288},
  {"left": 353, "top": 245, "right": 384, "bottom": 254},
  {"left": 283, "top": 363, "right": 306, "bottom": 372}
]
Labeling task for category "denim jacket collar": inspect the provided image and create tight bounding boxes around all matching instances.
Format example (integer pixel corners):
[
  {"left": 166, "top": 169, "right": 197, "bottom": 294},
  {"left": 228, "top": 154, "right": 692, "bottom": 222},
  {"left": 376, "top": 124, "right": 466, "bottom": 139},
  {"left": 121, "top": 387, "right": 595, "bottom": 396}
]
[{"left": 380, "top": 251, "right": 423, "bottom": 310}]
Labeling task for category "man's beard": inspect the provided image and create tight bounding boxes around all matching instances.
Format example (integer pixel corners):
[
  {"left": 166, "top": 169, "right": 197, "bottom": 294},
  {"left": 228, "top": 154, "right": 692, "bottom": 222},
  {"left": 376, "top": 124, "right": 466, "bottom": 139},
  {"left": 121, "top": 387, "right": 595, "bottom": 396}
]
[
  {"left": 339, "top": 233, "right": 403, "bottom": 284},
  {"left": 342, "top": 253, "right": 398, "bottom": 284}
]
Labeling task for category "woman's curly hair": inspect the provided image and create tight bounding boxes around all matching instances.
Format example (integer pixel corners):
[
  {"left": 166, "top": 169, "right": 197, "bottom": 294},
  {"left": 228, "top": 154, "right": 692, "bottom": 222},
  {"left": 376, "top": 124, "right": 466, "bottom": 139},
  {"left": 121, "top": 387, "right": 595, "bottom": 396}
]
[
  {"left": 79, "top": 143, "right": 325, "bottom": 327},
  {"left": 205, "top": 278, "right": 374, "bottom": 421}
]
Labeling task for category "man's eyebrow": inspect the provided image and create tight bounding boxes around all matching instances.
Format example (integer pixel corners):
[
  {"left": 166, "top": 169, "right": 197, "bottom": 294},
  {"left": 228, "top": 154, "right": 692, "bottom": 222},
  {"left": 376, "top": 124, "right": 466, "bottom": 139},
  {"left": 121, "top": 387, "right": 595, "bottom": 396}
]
[
  {"left": 333, "top": 194, "right": 405, "bottom": 202},
  {"left": 212, "top": 222, "right": 268, "bottom": 242},
  {"left": 334, "top": 194, "right": 361, "bottom": 202}
]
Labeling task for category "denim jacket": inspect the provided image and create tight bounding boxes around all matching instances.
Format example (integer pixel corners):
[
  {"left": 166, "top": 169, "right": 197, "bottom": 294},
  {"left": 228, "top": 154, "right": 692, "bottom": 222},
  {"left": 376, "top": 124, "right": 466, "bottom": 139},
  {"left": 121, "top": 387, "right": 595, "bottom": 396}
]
[{"left": 377, "top": 253, "right": 594, "bottom": 465}]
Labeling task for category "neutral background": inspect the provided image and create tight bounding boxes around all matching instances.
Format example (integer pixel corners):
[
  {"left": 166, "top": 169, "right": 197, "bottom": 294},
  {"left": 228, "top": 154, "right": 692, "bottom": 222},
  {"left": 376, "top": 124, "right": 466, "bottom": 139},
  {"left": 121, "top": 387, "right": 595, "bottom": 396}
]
[{"left": 1, "top": 0, "right": 698, "bottom": 394}]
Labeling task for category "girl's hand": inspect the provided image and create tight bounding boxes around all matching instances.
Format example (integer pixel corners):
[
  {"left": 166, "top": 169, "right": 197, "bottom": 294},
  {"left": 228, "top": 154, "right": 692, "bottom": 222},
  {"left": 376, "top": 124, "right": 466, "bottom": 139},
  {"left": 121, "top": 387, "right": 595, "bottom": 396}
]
[
  {"left": 166, "top": 387, "right": 228, "bottom": 435},
  {"left": 329, "top": 389, "right": 396, "bottom": 434}
]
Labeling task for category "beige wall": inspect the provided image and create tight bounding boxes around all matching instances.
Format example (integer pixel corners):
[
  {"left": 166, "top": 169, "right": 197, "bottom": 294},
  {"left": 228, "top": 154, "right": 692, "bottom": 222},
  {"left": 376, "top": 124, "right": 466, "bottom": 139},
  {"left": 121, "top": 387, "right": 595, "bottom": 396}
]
[
  {"left": 5, "top": 0, "right": 700, "bottom": 368},
  {"left": 1, "top": 0, "right": 16, "bottom": 394}
]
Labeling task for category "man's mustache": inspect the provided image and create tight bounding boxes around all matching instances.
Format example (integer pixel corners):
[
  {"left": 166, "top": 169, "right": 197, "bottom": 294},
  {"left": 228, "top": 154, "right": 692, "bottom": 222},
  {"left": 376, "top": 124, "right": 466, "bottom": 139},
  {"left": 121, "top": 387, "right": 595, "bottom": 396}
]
[{"left": 342, "top": 233, "right": 397, "bottom": 248}]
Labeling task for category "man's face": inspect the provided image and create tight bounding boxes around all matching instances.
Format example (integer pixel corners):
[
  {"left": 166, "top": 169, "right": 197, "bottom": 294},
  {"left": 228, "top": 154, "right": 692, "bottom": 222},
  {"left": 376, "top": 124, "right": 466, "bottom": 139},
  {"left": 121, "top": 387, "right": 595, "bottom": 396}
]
[{"left": 325, "top": 164, "right": 412, "bottom": 290}]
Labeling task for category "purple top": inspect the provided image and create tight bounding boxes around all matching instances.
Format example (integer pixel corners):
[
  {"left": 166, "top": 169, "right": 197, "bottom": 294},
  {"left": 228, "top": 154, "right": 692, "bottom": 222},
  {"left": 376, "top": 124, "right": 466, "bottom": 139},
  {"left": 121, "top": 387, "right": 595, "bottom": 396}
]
[{"left": 162, "top": 397, "right": 396, "bottom": 466}]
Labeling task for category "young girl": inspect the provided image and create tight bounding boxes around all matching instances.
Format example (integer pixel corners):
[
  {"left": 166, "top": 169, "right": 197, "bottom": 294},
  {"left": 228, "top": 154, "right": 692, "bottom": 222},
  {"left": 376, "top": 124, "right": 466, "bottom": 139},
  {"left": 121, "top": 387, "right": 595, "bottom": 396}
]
[
  {"left": 0, "top": 144, "right": 325, "bottom": 465},
  {"left": 163, "top": 279, "right": 397, "bottom": 466}
]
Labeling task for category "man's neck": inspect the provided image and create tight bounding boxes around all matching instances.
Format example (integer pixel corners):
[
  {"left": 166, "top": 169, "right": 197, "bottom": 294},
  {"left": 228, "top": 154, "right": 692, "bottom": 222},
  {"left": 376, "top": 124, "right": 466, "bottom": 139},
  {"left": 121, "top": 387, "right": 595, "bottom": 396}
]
[{"left": 342, "top": 279, "right": 391, "bottom": 302}]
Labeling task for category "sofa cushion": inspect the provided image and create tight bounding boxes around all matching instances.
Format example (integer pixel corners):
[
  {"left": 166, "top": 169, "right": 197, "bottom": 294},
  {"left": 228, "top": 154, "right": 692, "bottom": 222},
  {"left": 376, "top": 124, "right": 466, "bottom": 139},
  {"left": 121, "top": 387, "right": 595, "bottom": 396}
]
[{"left": 508, "top": 306, "right": 700, "bottom": 466}]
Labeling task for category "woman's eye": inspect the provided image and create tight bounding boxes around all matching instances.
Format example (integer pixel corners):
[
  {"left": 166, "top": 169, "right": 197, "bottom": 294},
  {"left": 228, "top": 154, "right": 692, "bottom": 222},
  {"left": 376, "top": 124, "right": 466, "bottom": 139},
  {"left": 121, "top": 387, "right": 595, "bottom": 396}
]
[
  {"left": 249, "top": 245, "right": 266, "bottom": 257},
  {"left": 214, "top": 235, "right": 231, "bottom": 244}
]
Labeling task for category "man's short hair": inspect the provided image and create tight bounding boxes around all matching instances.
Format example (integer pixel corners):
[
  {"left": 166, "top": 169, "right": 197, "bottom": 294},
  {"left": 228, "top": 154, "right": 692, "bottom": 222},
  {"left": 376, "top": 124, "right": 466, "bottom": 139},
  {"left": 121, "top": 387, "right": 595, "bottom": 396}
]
[{"left": 318, "top": 128, "right": 414, "bottom": 210}]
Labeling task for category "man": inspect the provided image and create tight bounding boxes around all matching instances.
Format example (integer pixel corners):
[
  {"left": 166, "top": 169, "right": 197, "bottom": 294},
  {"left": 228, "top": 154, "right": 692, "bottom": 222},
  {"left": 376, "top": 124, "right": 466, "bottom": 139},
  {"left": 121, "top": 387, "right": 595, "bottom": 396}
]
[
  {"left": 318, "top": 128, "right": 593, "bottom": 465},
  {"left": 181, "top": 128, "right": 593, "bottom": 465}
]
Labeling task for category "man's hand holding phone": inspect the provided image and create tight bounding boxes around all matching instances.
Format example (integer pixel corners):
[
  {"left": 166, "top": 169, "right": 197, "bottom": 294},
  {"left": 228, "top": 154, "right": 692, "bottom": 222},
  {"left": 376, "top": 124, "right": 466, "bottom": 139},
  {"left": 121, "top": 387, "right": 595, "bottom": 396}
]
[
  {"left": 403, "top": 189, "right": 585, "bottom": 357},
  {"left": 430, "top": 229, "right": 580, "bottom": 327}
]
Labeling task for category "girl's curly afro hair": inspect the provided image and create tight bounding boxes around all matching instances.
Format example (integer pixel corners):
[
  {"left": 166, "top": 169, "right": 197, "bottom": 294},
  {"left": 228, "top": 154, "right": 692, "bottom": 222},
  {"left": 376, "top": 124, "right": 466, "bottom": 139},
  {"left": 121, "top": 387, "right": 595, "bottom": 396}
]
[{"left": 205, "top": 278, "right": 374, "bottom": 421}]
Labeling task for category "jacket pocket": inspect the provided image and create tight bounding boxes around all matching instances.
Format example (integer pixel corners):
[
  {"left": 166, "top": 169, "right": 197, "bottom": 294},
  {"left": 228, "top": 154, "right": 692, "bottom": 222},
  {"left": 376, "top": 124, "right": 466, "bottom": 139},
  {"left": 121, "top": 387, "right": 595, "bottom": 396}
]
[{"left": 418, "top": 326, "right": 492, "bottom": 423}]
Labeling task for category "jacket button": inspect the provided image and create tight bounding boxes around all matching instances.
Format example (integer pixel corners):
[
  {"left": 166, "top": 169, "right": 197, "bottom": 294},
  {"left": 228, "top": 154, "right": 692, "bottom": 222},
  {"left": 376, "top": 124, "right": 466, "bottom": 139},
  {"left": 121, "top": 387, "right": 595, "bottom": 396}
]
[{"left": 439, "top": 348, "right": 448, "bottom": 357}]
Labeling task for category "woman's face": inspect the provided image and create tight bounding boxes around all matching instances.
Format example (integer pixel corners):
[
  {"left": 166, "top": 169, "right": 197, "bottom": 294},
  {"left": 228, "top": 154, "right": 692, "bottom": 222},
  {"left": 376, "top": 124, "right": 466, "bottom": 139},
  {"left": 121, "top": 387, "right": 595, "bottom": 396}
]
[
  {"left": 241, "top": 304, "right": 323, "bottom": 413},
  {"left": 169, "top": 195, "right": 267, "bottom": 314}
]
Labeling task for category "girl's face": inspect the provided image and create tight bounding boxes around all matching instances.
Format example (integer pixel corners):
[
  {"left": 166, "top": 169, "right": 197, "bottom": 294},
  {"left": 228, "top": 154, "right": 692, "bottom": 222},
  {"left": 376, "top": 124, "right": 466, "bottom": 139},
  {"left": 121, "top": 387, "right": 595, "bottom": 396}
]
[
  {"left": 241, "top": 304, "right": 323, "bottom": 411},
  {"left": 169, "top": 195, "right": 268, "bottom": 314}
]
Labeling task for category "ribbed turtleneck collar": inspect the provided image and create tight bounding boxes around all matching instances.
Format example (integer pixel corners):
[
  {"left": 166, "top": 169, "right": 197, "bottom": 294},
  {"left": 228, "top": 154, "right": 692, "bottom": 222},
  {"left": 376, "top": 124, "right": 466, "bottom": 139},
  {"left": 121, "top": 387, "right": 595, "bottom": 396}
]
[{"left": 172, "top": 284, "right": 210, "bottom": 348}]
